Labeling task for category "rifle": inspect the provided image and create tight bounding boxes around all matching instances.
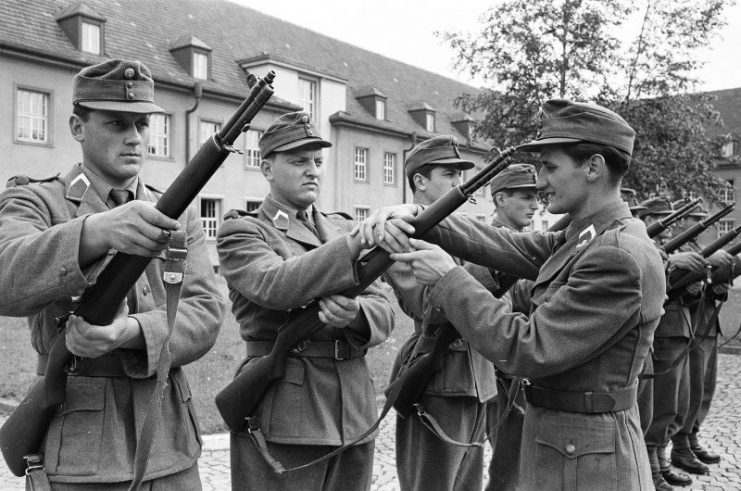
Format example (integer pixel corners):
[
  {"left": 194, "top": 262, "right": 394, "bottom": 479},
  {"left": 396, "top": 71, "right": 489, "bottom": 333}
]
[
  {"left": 214, "top": 147, "right": 517, "bottom": 432},
  {"left": 661, "top": 202, "right": 735, "bottom": 255},
  {"left": 645, "top": 198, "right": 702, "bottom": 237},
  {"left": 0, "top": 72, "right": 276, "bottom": 477}
]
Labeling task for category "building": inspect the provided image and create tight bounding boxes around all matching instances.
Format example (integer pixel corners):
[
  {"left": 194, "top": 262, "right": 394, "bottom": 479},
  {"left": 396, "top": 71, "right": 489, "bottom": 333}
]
[{"left": 0, "top": 0, "right": 498, "bottom": 265}]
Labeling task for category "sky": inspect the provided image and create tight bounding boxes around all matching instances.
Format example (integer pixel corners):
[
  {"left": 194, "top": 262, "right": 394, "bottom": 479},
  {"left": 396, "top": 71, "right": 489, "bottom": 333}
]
[{"left": 229, "top": 0, "right": 741, "bottom": 93}]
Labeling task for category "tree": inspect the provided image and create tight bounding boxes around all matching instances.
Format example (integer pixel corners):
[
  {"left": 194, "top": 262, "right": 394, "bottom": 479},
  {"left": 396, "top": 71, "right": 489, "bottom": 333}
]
[{"left": 440, "top": 0, "right": 734, "bottom": 201}]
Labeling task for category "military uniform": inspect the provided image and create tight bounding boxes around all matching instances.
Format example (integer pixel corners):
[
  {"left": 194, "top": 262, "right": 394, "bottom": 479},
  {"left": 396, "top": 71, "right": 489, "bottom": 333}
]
[
  {"left": 0, "top": 59, "right": 224, "bottom": 488},
  {"left": 383, "top": 136, "right": 495, "bottom": 491},
  {"left": 217, "top": 112, "right": 394, "bottom": 490}
]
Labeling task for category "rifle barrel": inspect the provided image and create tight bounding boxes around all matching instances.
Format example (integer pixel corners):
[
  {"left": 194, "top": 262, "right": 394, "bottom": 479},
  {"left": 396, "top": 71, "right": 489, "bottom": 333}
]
[
  {"left": 661, "top": 202, "right": 735, "bottom": 254},
  {"left": 646, "top": 198, "right": 701, "bottom": 238}
]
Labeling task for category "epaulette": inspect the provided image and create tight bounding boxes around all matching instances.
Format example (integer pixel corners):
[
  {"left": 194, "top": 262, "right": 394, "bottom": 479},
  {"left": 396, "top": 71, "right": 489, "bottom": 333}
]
[
  {"left": 324, "top": 210, "right": 353, "bottom": 220},
  {"left": 224, "top": 209, "right": 251, "bottom": 220},
  {"left": 6, "top": 174, "right": 60, "bottom": 188}
]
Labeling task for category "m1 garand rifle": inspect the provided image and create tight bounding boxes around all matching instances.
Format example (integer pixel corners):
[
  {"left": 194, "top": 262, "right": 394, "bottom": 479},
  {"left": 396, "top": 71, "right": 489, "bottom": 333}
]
[
  {"left": 645, "top": 198, "right": 702, "bottom": 238},
  {"left": 0, "top": 72, "right": 276, "bottom": 477},
  {"left": 661, "top": 202, "right": 735, "bottom": 255},
  {"left": 215, "top": 147, "right": 518, "bottom": 432}
]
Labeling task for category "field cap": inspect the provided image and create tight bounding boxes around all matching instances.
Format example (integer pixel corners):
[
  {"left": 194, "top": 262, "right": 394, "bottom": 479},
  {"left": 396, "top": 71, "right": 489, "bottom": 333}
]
[
  {"left": 73, "top": 59, "right": 163, "bottom": 113},
  {"left": 405, "top": 135, "right": 475, "bottom": 177},
  {"left": 638, "top": 196, "right": 673, "bottom": 219},
  {"left": 518, "top": 99, "right": 635, "bottom": 156},
  {"left": 259, "top": 111, "right": 332, "bottom": 158},
  {"left": 490, "top": 163, "right": 537, "bottom": 195},
  {"left": 673, "top": 199, "right": 707, "bottom": 219},
  {"left": 621, "top": 188, "right": 646, "bottom": 214}
]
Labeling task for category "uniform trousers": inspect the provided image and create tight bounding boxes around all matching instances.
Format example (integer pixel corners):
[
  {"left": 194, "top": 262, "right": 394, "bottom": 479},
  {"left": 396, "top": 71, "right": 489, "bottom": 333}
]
[
  {"left": 486, "top": 375, "right": 525, "bottom": 491},
  {"left": 396, "top": 394, "right": 486, "bottom": 491},
  {"left": 49, "top": 463, "right": 201, "bottom": 490},
  {"left": 230, "top": 432, "right": 374, "bottom": 491},
  {"left": 645, "top": 337, "right": 691, "bottom": 449},
  {"left": 679, "top": 334, "right": 717, "bottom": 436},
  {"left": 694, "top": 336, "right": 718, "bottom": 430},
  {"left": 637, "top": 355, "right": 654, "bottom": 435}
]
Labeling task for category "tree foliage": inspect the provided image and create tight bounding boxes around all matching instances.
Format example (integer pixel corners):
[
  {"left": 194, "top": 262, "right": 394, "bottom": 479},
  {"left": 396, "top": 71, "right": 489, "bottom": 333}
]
[{"left": 440, "top": 0, "right": 734, "bottom": 201}]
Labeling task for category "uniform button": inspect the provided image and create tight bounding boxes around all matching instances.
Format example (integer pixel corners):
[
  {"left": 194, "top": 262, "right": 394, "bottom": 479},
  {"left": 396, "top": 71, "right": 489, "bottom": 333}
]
[
  {"left": 142, "top": 285, "right": 150, "bottom": 296},
  {"left": 565, "top": 444, "right": 576, "bottom": 455},
  {"left": 59, "top": 267, "right": 67, "bottom": 276},
  {"left": 128, "top": 91, "right": 135, "bottom": 99},
  {"left": 127, "top": 81, "right": 134, "bottom": 88}
]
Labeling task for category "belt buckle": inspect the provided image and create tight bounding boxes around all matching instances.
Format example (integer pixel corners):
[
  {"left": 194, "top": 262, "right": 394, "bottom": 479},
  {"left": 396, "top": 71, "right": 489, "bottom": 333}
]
[
  {"left": 334, "top": 339, "right": 346, "bottom": 360},
  {"left": 290, "top": 338, "right": 311, "bottom": 355}
]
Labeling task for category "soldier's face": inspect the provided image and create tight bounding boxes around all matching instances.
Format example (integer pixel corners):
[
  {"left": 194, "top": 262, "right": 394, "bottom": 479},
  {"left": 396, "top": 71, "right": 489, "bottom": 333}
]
[
  {"left": 70, "top": 110, "right": 150, "bottom": 187},
  {"left": 536, "top": 147, "right": 588, "bottom": 215},
  {"left": 416, "top": 166, "right": 462, "bottom": 204},
  {"left": 496, "top": 189, "right": 539, "bottom": 230},
  {"left": 263, "top": 147, "right": 324, "bottom": 210}
]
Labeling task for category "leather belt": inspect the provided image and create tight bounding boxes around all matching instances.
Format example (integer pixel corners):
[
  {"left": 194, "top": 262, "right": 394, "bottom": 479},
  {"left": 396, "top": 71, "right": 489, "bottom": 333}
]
[
  {"left": 245, "top": 339, "right": 365, "bottom": 360},
  {"left": 37, "top": 353, "right": 128, "bottom": 377},
  {"left": 524, "top": 382, "right": 637, "bottom": 413},
  {"left": 416, "top": 333, "right": 467, "bottom": 353}
]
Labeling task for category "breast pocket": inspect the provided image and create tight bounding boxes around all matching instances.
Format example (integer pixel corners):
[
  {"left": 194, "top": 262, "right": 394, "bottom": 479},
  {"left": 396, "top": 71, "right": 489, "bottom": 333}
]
[
  {"left": 44, "top": 377, "right": 106, "bottom": 476},
  {"left": 534, "top": 414, "right": 617, "bottom": 491}
]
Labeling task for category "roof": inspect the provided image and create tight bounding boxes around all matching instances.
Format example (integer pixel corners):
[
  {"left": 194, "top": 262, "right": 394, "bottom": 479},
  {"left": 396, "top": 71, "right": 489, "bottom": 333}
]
[
  {"left": 706, "top": 87, "right": 741, "bottom": 138},
  {"left": 0, "top": 0, "right": 484, "bottom": 146}
]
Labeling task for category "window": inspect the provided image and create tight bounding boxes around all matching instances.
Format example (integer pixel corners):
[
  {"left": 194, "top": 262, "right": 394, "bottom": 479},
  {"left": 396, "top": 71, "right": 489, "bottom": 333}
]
[
  {"left": 721, "top": 139, "right": 736, "bottom": 158},
  {"left": 354, "top": 147, "right": 368, "bottom": 181},
  {"left": 148, "top": 114, "right": 171, "bottom": 157},
  {"left": 298, "top": 77, "right": 317, "bottom": 121},
  {"left": 355, "top": 206, "right": 370, "bottom": 223},
  {"left": 425, "top": 112, "right": 435, "bottom": 132},
  {"left": 199, "top": 120, "right": 220, "bottom": 145},
  {"left": 723, "top": 179, "right": 735, "bottom": 202},
  {"left": 245, "top": 199, "right": 262, "bottom": 212},
  {"left": 193, "top": 51, "right": 209, "bottom": 80},
  {"left": 81, "top": 21, "right": 101, "bottom": 54},
  {"left": 200, "top": 198, "right": 221, "bottom": 239},
  {"left": 717, "top": 219, "right": 734, "bottom": 239},
  {"left": 375, "top": 99, "right": 386, "bottom": 120},
  {"left": 244, "top": 129, "right": 262, "bottom": 169},
  {"left": 16, "top": 88, "right": 49, "bottom": 144},
  {"left": 383, "top": 152, "right": 396, "bottom": 185}
]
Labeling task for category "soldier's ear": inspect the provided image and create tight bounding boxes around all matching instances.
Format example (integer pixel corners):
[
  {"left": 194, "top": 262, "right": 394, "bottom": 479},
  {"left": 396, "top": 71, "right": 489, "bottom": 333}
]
[
  {"left": 412, "top": 172, "right": 426, "bottom": 191},
  {"left": 69, "top": 114, "right": 85, "bottom": 142},
  {"left": 261, "top": 158, "right": 273, "bottom": 181},
  {"left": 584, "top": 153, "right": 606, "bottom": 183}
]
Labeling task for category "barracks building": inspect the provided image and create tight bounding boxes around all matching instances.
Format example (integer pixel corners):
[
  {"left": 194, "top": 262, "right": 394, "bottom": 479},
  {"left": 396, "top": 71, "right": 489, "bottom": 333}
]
[{"left": 0, "top": 0, "right": 498, "bottom": 266}]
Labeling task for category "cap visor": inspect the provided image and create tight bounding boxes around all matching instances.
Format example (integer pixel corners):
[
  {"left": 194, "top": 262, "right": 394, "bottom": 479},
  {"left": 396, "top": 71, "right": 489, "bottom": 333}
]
[
  {"left": 273, "top": 138, "right": 333, "bottom": 154},
  {"left": 77, "top": 101, "right": 165, "bottom": 114},
  {"left": 427, "top": 157, "right": 475, "bottom": 170},
  {"left": 516, "top": 137, "right": 584, "bottom": 152}
]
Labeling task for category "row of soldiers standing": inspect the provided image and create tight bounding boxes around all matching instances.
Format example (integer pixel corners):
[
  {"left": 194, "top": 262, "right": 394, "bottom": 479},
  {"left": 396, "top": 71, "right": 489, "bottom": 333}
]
[{"left": 0, "top": 57, "right": 734, "bottom": 491}]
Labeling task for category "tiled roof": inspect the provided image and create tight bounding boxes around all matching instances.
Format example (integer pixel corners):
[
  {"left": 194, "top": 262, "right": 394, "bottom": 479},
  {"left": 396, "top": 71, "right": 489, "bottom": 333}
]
[{"left": 0, "top": 0, "right": 484, "bottom": 147}]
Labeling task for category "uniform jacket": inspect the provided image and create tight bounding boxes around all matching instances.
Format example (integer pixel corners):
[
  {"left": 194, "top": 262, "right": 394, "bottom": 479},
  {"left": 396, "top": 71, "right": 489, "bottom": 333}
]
[
  {"left": 421, "top": 201, "right": 665, "bottom": 491},
  {"left": 0, "top": 163, "right": 224, "bottom": 483},
  {"left": 384, "top": 259, "right": 497, "bottom": 402},
  {"left": 217, "top": 195, "right": 394, "bottom": 446}
]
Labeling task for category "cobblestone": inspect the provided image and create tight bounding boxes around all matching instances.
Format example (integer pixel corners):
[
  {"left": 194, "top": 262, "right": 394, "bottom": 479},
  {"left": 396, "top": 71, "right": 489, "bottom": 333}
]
[{"left": 2, "top": 353, "right": 741, "bottom": 489}]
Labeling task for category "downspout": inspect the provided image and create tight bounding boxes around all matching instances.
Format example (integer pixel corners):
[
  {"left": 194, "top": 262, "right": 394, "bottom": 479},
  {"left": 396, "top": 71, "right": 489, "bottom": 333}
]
[
  {"left": 184, "top": 81, "right": 203, "bottom": 166},
  {"left": 402, "top": 131, "right": 418, "bottom": 204}
]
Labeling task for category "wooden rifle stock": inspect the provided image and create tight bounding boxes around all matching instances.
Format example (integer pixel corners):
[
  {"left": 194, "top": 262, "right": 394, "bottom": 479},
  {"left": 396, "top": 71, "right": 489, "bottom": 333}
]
[
  {"left": 214, "top": 147, "right": 517, "bottom": 432},
  {"left": 661, "top": 202, "right": 735, "bottom": 255},
  {"left": 646, "top": 198, "right": 701, "bottom": 238},
  {"left": 0, "top": 72, "right": 275, "bottom": 477},
  {"left": 668, "top": 224, "right": 741, "bottom": 293}
]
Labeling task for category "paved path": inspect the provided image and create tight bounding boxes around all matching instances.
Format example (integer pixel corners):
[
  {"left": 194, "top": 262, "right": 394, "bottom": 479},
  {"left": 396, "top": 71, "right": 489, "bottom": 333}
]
[{"left": 2, "top": 353, "right": 741, "bottom": 490}]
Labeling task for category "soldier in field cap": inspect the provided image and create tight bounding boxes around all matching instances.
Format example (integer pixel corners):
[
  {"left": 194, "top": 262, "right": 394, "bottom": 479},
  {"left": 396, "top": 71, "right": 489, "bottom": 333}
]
[
  {"left": 357, "top": 98, "right": 667, "bottom": 490},
  {"left": 382, "top": 134, "right": 495, "bottom": 491},
  {"left": 0, "top": 59, "right": 224, "bottom": 488},
  {"left": 217, "top": 111, "right": 393, "bottom": 490}
]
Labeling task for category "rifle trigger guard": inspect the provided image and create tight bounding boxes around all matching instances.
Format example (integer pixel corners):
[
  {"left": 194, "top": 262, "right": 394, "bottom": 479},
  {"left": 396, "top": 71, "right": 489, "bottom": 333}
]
[
  {"left": 413, "top": 403, "right": 427, "bottom": 416},
  {"left": 290, "top": 338, "right": 311, "bottom": 355}
]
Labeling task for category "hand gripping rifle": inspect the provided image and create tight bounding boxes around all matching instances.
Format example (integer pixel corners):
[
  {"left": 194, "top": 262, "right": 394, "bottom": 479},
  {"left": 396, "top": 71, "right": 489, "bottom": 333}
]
[
  {"left": 214, "top": 147, "right": 517, "bottom": 432},
  {"left": 0, "top": 72, "right": 276, "bottom": 477},
  {"left": 660, "top": 202, "right": 735, "bottom": 255},
  {"left": 646, "top": 198, "right": 702, "bottom": 238}
]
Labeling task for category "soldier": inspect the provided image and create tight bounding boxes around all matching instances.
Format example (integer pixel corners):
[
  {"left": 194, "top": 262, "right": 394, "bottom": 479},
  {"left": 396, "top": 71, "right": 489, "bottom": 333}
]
[
  {"left": 471, "top": 164, "right": 538, "bottom": 491},
  {"left": 621, "top": 188, "right": 647, "bottom": 217},
  {"left": 217, "top": 111, "right": 394, "bottom": 490},
  {"left": 639, "top": 197, "right": 707, "bottom": 490},
  {"left": 383, "top": 135, "right": 497, "bottom": 491},
  {"left": 0, "top": 59, "right": 225, "bottom": 489},
  {"left": 668, "top": 202, "right": 731, "bottom": 475},
  {"left": 357, "top": 99, "right": 666, "bottom": 490}
]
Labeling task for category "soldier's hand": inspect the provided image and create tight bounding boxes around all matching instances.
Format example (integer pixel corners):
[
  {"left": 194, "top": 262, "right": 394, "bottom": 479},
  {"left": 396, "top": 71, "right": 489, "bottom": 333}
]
[
  {"left": 65, "top": 301, "right": 142, "bottom": 358},
  {"left": 685, "top": 280, "right": 704, "bottom": 296},
  {"left": 708, "top": 250, "right": 734, "bottom": 270},
  {"left": 82, "top": 201, "right": 181, "bottom": 259},
  {"left": 352, "top": 204, "right": 417, "bottom": 253},
  {"left": 712, "top": 282, "right": 730, "bottom": 296},
  {"left": 668, "top": 251, "right": 707, "bottom": 274},
  {"left": 318, "top": 294, "right": 360, "bottom": 328},
  {"left": 390, "top": 238, "right": 456, "bottom": 286}
]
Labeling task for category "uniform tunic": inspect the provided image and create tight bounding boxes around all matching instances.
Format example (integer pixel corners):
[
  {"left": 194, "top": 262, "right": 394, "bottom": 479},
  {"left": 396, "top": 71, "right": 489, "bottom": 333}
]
[
  {"left": 420, "top": 201, "right": 665, "bottom": 490},
  {"left": 0, "top": 163, "right": 224, "bottom": 484}
]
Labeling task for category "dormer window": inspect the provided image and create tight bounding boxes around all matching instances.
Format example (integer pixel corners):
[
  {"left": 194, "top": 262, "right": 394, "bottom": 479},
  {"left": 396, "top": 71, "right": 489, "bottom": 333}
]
[
  {"left": 451, "top": 113, "right": 475, "bottom": 142},
  {"left": 425, "top": 113, "right": 435, "bottom": 132},
  {"left": 56, "top": 3, "right": 106, "bottom": 55},
  {"left": 407, "top": 101, "right": 436, "bottom": 133},
  {"left": 170, "top": 35, "right": 212, "bottom": 80},
  {"left": 355, "top": 86, "right": 388, "bottom": 121}
]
